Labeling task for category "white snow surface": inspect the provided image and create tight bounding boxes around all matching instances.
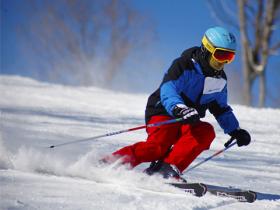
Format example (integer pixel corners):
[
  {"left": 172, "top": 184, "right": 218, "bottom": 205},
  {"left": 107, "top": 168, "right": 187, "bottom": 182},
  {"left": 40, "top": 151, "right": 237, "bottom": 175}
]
[{"left": 0, "top": 75, "right": 280, "bottom": 210}]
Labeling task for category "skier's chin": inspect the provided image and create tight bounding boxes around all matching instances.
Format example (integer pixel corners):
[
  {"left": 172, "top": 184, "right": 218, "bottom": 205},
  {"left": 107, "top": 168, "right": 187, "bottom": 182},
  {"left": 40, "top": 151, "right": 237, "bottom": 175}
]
[{"left": 209, "top": 59, "right": 225, "bottom": 71}]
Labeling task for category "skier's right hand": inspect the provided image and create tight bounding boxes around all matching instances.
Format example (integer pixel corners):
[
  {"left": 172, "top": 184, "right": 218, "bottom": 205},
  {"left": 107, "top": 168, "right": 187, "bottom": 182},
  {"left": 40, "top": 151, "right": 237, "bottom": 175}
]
[{"left": 173, "top": 104, "right": 200, "bottom": 124}]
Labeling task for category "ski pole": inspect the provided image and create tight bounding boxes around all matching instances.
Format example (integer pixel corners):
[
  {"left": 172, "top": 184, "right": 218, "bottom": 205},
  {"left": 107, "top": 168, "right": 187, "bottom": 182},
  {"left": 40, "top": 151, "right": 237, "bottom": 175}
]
[
  {"left": 48, "top": 117, "right": 184, "bottom": 149},
  {"left": 183, "top": 137, "right": 237, "bottom": 173}
]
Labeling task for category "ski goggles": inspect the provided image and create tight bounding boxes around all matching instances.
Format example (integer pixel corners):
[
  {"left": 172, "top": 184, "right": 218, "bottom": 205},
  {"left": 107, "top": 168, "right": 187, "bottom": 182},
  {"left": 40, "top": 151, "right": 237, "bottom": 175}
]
[{"left": 202, "top": 36, "right": 235, "bottom": 63}]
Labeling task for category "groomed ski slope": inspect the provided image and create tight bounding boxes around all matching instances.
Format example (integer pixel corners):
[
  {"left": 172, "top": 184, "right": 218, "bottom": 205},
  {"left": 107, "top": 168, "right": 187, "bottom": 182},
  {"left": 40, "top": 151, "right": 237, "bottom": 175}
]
[{"left": 0, "top": 75, "right": 279, "bottom": 210}]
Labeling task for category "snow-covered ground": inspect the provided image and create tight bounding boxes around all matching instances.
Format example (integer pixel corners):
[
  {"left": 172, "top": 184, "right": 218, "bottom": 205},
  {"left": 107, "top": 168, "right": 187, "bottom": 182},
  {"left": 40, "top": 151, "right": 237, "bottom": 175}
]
[{"left": 0, "top": 75, "right": 279, "bottom": 210}]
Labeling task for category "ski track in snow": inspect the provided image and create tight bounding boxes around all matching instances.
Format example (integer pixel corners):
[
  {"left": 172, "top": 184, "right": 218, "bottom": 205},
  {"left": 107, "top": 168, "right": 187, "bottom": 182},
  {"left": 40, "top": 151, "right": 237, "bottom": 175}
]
[{"left": 0, "top": 75, "right": 280, "bottom": 210}]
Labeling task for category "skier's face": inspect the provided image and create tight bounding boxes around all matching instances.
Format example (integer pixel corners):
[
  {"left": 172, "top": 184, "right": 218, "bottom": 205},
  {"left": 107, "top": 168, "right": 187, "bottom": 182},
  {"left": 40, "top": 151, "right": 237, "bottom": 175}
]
[{"left": 202, "top": 35, "right": 235, "bottom": 71}]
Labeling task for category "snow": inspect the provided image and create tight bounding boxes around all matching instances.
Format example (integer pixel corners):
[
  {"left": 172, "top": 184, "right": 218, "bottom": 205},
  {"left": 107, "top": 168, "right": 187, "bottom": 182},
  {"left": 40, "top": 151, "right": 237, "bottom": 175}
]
[{"left": 0, "top": 75, "right": 280, "bottom": 210}]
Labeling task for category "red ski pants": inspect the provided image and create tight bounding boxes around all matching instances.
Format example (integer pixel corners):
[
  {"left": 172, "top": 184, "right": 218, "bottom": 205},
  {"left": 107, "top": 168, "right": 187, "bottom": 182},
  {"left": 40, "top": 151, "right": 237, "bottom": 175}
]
[{"left": 112, "top": 115, "right": 215, "bottom": 172}]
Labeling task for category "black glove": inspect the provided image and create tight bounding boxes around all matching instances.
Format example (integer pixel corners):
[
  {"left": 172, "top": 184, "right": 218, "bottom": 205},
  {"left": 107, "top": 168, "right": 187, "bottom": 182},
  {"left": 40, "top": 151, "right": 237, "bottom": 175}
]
[
  {"left": 229, "top": 128, "right": 251, "bottom": 147},
  {"left": 172, "top": 104, "right": 200, "bottom": 124}
]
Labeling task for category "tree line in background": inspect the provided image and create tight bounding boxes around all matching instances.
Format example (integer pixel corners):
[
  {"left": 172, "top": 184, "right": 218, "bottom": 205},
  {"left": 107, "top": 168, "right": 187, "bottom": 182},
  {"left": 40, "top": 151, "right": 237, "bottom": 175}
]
[
  {"left": 3, "top": 0, "right": 280, "bottom": 107},
  {"left": 208, "top": 0, "right": 280, "bottom": 107},
  {"left": 15, "top": 0, "right": 154, "bottom": 86}
]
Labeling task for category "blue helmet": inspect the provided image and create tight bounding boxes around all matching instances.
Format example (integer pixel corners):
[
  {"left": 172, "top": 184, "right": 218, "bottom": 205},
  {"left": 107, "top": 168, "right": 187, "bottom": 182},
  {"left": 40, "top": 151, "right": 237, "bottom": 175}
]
[{"left": 202, "top": 26, "right": 236, "bottom": 52}]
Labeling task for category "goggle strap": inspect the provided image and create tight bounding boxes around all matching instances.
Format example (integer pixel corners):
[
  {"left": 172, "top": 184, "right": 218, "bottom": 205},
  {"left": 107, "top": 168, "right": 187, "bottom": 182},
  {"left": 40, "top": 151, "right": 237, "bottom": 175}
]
[
  {"left": 202, "top": 36, "right": 215, "bottom": 53},
  {"left": 202, "top": 36, "right": 235, "bottom": 53}
]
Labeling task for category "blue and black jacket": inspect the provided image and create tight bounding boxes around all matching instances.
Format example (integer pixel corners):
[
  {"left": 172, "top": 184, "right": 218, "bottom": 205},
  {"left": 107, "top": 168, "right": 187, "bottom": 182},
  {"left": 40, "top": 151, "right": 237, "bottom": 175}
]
[{"left": 145, "top": 47, "right": 239, "bottom": 134}]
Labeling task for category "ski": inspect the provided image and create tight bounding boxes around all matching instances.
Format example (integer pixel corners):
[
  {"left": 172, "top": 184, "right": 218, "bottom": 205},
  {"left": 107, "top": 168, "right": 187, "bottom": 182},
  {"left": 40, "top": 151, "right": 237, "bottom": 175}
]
[
  {"left": 206, "top": 184, "right": 257, "bottom": 203},
  {"left": 170, "top": 182, "right": 257, "bottom": 203},
  {"left": 169, "top": 182, "right": 207, "bottom": 197}
]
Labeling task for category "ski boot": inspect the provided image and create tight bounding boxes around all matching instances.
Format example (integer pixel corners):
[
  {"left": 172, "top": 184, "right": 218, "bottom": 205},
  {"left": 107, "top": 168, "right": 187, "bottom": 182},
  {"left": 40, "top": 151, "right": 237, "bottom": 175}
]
[
  {"left": 144, "top": 161, "right": 186, "bottom": 182},
  {"left": 144, "top": 160, "right": 163, "bottom": 175}
]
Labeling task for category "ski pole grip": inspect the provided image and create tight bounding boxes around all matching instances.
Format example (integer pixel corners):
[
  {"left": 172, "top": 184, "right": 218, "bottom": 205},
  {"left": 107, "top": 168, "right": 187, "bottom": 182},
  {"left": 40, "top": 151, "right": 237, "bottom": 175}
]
[{"left": 224, "top": 136, "right": 235, "bottom": 148}]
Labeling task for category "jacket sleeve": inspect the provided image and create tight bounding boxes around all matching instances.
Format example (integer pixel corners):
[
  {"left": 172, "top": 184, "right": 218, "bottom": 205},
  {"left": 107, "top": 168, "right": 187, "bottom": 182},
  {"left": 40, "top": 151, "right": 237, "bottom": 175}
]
[
  {"left": 159, "top": 57, "right": 188, "bottom": 116},
  {"left": 208, "top": 86, "right": 239, "bottom": 134}
]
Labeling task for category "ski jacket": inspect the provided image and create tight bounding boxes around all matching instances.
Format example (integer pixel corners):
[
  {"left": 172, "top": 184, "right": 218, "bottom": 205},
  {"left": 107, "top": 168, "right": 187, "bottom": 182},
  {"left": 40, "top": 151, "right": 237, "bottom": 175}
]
[{"left": 145, "top": 47, "right": 239, "bottom": 134}]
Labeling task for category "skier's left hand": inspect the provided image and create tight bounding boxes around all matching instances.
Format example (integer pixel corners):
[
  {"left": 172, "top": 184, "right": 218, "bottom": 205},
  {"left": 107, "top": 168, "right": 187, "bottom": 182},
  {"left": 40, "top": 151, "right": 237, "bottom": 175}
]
[{"left": 229, "top": 128, "right": 251, "bottom": 147}]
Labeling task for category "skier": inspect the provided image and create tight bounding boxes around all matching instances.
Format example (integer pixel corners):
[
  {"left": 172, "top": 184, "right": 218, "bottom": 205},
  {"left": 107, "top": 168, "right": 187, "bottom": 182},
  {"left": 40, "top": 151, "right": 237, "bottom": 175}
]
[{"left": 103, "top": 26, "right": 251, "bottom": 179}]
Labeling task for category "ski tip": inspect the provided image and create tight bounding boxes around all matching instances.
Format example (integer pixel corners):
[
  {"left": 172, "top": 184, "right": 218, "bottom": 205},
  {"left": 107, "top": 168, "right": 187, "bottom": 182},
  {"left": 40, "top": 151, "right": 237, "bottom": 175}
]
[
  {"left": 248, "top": 191, "right": 257, "bottom": 203},
  {"left": 169, "top": 182, "right": 207, "bottom": 197}
]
